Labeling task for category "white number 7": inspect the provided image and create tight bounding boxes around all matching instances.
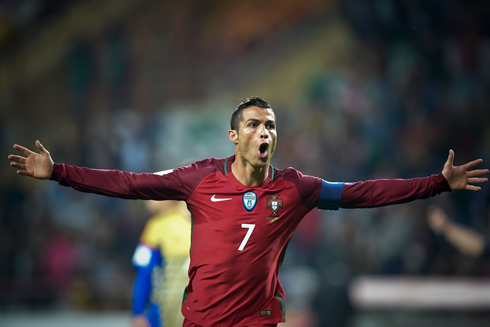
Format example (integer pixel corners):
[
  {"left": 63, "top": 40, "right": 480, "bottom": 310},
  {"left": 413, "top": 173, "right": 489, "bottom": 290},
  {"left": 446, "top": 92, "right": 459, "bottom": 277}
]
[{"left": 238, "top": 223, "right": 255, "bottom": 251}]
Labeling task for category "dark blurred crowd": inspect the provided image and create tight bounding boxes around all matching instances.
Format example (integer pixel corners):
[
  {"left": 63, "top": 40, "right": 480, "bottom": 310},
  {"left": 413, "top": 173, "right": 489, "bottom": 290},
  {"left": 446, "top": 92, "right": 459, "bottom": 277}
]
[
  {"left": 277, "top": 1, "right": 490, "bottom": 325},
  {"left": 1, "top": 0, "right": 489, "bottom": 326}
]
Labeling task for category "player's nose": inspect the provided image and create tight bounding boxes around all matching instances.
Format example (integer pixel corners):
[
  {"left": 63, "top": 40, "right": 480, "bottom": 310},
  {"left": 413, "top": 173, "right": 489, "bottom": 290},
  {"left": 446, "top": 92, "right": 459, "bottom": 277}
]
[{"left": 259, "top": 125, "right": 269, "bottom": 138}]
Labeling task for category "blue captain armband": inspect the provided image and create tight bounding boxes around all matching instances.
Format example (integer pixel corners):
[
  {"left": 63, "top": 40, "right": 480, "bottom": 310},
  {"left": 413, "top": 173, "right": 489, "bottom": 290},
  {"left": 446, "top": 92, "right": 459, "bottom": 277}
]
[{"left": 317, "top": 180, "right": 343, "bottom": 210}]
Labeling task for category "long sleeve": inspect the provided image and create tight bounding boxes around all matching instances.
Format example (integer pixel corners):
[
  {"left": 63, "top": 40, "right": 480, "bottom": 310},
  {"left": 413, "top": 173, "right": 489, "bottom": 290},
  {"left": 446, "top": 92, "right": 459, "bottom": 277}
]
[
  {"left": 339, "top": 173, "right": 451, "bottom": 208},
  {"left": 132, "top": 268, "right": 153, "bottom": 315},
  {"left": 132, "top": 244, "right": 162, "bottom": 315},
  {"left": 49, "top": 163, "right": 190, "bottom": 200}
]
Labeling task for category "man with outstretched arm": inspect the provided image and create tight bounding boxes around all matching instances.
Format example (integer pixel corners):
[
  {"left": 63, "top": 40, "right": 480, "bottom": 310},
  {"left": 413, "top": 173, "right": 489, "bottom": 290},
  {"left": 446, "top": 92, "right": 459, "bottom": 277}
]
[{"left": 8, "top": 97, "right": 489, "bottom": 327}]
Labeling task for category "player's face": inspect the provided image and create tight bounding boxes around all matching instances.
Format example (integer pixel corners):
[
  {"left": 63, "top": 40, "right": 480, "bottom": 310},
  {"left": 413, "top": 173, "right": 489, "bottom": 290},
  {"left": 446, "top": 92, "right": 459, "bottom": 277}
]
[{"left": 231, "top": 106, "right": 277, "bottom": 167}]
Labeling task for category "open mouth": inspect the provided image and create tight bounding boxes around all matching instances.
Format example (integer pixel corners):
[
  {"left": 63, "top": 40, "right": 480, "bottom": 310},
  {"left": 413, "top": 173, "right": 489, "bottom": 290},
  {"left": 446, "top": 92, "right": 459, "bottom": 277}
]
[{"left": 259, "top": 143, "right": 269, "bottom": 158}]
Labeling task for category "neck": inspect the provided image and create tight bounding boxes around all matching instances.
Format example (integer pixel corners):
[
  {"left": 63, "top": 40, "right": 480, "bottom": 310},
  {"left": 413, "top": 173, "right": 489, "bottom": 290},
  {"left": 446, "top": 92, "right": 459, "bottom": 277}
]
[{"left": 231, "top": 156, "right": 269, "bottom": 187}]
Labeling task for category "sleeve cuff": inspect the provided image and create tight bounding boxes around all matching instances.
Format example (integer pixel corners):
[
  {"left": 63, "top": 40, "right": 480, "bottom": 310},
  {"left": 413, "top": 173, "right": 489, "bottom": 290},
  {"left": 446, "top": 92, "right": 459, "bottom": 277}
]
[
  {"left": 50, "top": 163, "right": 64, "bottom": 182},
  {"left": 435, "top": 172, "right": 452, "bottom": 192}
]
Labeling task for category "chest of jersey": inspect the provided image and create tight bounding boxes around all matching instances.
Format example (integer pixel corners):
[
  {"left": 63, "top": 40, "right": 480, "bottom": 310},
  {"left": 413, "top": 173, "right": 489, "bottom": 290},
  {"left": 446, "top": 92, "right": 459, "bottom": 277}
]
[{"left": 186, "top": 171, "right": 311, "bottom": 259}]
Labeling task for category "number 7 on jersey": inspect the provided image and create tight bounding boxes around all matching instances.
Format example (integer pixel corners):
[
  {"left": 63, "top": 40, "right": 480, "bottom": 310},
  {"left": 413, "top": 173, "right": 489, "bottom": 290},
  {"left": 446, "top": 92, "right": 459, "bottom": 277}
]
[{"left": 238, "top": 224, "right": 255, "bottom": 251}]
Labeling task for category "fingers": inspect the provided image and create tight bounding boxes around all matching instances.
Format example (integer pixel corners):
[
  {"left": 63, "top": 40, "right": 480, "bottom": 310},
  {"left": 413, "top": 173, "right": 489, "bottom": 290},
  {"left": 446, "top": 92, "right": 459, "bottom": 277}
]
[
  {"left": 35, "top": 140, "right": 48, "bottom": 154},
  {"left": 9, "top": 161, "right": 26, "bottom": 170},
  {"left": 8, "top": 155, "right": 27, "bottom": 173},
  {"left": 8, "top": 156, "right": 30, "bottom": 176},
  {"left": 446, "top": 149, "right": 455, "bottom": 167},
  {"left": 8, "top": 154, "right": 27, "bottom": 164},
  {"left": 16, "top": 170, "right": 33, "bottom": 177},
  {"left": 464, "top": 173, "right": 488, "bottom": 191},
  {"left": 467, "top": 177, "right": 488, "bottom": 184},
  {"left": 12, "top": 141, "right": 47, "bottom": 156},
  {"left": 466, "top": 168, "right": 489, "bottom": 177},
  {"left": 12, "top": 144, "right": 36, "bottom": 156},
  {"left": 463, "top": 158, "right": 484, "bottom": 170},
  {"left": 466, "top": 185, "right": 482, "bottom": 192}
]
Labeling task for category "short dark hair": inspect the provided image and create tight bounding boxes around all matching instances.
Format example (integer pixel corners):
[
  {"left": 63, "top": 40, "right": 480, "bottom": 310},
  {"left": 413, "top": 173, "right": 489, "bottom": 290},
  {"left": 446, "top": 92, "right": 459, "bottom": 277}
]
[{"left": 230, "top": 97, "right": 272, "bottom": 131}]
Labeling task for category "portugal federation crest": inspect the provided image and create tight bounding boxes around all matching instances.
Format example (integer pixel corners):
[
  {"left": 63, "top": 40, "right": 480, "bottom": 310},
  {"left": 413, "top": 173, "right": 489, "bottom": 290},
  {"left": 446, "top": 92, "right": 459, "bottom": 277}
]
[{"left": 266, "top": 194, "right": 283, "bottom": 222}]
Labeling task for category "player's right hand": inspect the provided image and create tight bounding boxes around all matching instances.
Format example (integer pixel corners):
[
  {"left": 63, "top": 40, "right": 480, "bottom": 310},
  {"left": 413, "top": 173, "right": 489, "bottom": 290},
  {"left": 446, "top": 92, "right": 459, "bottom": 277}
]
[{"left": 8, "top": 140, "right": 54, "bottom": 179}]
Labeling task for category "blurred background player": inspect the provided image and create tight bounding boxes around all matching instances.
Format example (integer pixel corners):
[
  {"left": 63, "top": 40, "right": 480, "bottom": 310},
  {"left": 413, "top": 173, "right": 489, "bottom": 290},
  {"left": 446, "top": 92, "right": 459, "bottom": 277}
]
[
  {"left": 427, "top": 205, "right": 490, "bottom": 258},
  {"left": 131, "top": 198, "right": 191, "bottom": 327}
]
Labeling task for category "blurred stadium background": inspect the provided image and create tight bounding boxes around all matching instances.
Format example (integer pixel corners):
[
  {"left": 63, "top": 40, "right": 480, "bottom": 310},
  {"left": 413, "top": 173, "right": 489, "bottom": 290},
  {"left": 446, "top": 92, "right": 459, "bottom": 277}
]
[{"left": 1, "top": 0, "right": 490, "bottom": 326}]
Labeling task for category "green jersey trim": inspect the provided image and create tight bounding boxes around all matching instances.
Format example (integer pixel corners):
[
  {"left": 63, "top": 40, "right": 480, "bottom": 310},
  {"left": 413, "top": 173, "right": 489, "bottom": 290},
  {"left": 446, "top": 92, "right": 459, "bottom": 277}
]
[{"left": 274, "top": 291, "right": 286, "bottom": 322}]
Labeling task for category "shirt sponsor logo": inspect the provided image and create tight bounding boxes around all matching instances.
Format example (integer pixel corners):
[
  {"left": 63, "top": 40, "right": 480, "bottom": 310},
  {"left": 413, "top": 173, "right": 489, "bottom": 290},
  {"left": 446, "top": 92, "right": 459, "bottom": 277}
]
[
  {"left": 211, "top": 195, "right": 232, "bottom": 202},
  {"left": 266, "top": 194, "right": 283, "bottom": 223},
  {"left": 243, "top": 191, "right": 257, "bottom": 211}
]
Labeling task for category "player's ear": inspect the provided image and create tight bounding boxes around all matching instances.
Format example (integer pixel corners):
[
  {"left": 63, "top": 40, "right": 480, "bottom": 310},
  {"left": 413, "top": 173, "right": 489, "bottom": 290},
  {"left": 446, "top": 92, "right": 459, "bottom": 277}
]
[{"left": 228, "top": 129, "right": 238, "bottom": 145}]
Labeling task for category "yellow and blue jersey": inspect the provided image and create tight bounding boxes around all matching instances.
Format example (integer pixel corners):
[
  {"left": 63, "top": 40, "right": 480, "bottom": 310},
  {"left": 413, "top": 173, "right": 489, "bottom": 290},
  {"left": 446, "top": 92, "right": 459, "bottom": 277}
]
[{"left": 132, "top": 206, "right": 191, "bottom": 327}]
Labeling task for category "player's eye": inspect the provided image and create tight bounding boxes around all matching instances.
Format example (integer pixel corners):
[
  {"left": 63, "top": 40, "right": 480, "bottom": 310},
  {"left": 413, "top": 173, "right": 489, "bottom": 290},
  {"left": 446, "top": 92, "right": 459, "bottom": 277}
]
[{"left": 248, "top": 122, "right": 256, "bottom": 128}]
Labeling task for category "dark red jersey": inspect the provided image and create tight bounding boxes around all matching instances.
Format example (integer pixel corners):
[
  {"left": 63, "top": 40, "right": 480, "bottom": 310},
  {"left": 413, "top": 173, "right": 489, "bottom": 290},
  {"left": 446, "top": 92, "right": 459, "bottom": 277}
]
[{"left": 50, "top": 155, "right": 450, "bottom": 326}]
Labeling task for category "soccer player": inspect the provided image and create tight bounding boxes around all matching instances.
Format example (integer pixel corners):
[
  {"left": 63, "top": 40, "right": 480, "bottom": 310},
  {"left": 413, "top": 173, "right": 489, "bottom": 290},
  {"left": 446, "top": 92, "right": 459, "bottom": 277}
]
[
  {"left": 132, "top": 199, "right": 191, "bottom": 327},
  {"left": 427, "top": 205, "right": 490, "bottom": 258},
  {"left": 8, "top": 97, "right": 489, "bottom": 327}
]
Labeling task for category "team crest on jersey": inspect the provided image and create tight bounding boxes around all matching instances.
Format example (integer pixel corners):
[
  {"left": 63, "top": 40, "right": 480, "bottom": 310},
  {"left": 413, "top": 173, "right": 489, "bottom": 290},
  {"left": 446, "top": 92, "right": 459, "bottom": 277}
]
[
  {"left": 266, "top": 194, "right": 283, "bottom": 223},
  {"left": 243, "top": 191, "right": 257, "bottom": 211}
]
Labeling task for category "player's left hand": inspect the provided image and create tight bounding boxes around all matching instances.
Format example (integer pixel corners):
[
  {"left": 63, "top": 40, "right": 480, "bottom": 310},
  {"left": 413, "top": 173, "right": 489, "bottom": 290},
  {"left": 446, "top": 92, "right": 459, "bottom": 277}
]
[{"left": 442, "top": 150, "right": 489, "bottom": 191}]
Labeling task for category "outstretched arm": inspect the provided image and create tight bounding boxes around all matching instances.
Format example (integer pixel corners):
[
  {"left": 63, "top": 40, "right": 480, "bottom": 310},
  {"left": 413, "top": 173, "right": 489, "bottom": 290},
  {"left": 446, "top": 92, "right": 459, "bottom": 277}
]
[
  {"left": 442, "top": 150, "right": 488, "bottom": 191},
  {"left": 8, "top": 141, "right": 193, "bottom": 201},
  {"left": 8, "top": 140, "right": 53, "bottom": 179},
  {"left": 427, "top": 205, "right": 485, "bottom": 257},
  {"left": 339, "top": 150, "right": 488, "bottom": 209}
]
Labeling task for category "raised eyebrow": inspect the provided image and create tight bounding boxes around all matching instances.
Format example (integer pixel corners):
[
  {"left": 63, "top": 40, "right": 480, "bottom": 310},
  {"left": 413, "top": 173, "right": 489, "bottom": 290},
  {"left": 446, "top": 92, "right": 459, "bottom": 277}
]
[
  {"left": 245, "top": 118, "right": 276, "bottom": 125},
  {"left": 245, "top": 118, "right": 264, "bottom": 124}
]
